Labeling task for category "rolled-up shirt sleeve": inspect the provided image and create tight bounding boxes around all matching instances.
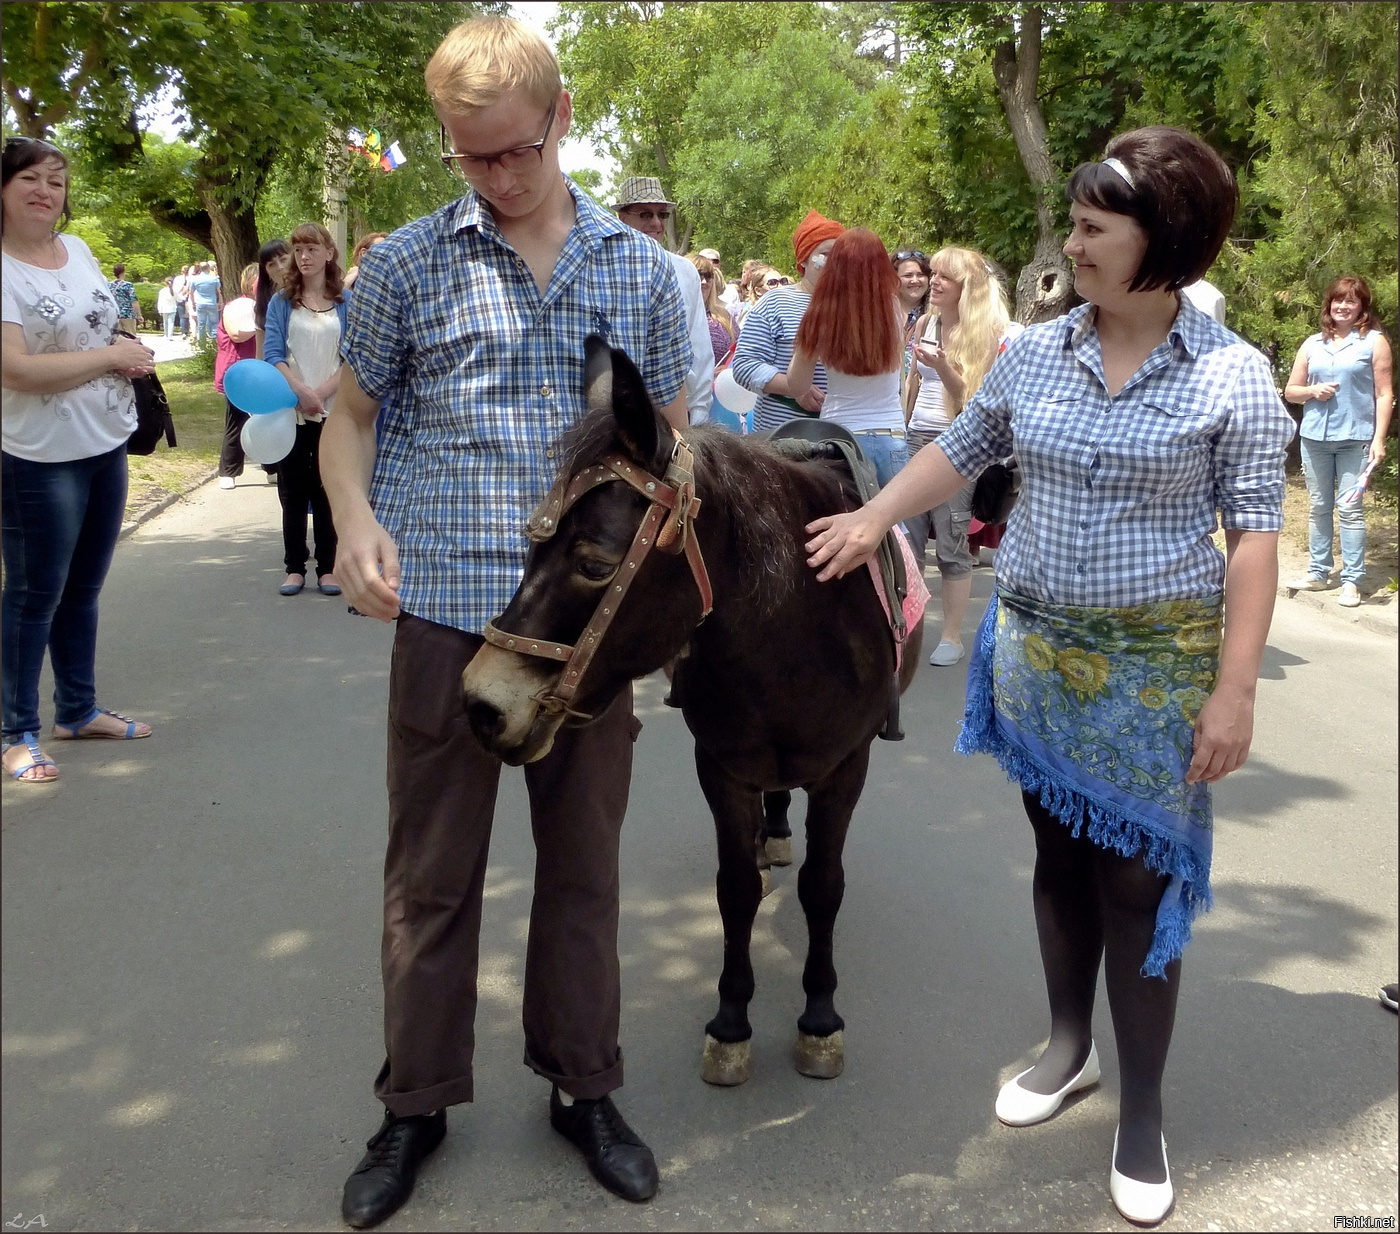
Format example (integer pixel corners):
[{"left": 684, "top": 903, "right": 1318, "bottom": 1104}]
[
  {"left": 1213, "top": 351, "right": 1295, "bottom": 531},
  {"left": 640, "top": 258, "right": 690, "bottom": 407},
  {"left": 934, "top": 336, "right": 1021, "bottom": 478},
  {"left": 730, "top": 305, "right": 779, "bottom": 394},
  {"left": 340, "top": 247, "right": 410, "bottom": 401}
]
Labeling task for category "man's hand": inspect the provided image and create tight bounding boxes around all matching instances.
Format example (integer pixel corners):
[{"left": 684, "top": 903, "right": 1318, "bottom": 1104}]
[
  {"left": 797, "top": 384, "right": 825, "bottom": 414},
  {"left": 1186, "top": 683, "right": 1255, "bottom": 784},
  {"left": 335, "top": 511, "right": 402, "bottom": 622},
  {"left": 804, "top": 509, "right": 885, "bottom": 581}
]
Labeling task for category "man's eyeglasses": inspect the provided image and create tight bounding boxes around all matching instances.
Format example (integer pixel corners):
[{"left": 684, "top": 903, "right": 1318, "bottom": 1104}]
[
  {"left": 440, "top": 99, "right": 558, "bottom": 179},
  {"left": 621, "top": 207, "right": 671, "bottom": 222},
  {"left": 893, "top": 250, "right": 927, "bottom": 265}
]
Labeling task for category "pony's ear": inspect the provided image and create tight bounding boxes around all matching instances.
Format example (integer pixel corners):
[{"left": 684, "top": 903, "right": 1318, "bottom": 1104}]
[{"left": 584, "top": 334, "right": 669, "bottom": 472}]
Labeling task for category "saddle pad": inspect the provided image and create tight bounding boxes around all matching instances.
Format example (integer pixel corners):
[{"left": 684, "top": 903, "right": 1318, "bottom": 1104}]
[{"left": 867, "top": 525, "right": 930, "bottom": 674}]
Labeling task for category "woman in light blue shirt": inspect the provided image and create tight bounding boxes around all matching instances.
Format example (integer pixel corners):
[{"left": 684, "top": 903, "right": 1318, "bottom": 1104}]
[
  {"left": 1283, "top": 276, "right": 1394, "bottom": 606},
  {"left": 805, "top": 126, "right": 1295, "bottom": 1227}
]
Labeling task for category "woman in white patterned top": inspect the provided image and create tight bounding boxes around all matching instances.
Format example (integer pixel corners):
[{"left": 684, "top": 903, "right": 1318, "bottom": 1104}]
[
  {"left": 807, "top": 126, "right": 1295, "bottom": 1227},
  {"left": 2, "top": 137, "right": 158, "bottom": 782}
]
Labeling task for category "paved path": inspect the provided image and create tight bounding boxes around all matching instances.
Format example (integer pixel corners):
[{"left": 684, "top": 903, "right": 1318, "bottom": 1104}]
[{"left": 2, "top": 480, "right": 1395, "bottom": 1232}]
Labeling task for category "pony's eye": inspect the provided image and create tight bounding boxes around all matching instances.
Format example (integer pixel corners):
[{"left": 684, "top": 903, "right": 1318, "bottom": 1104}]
[{"left": 575, "top": 555, "right": 618, "bottom": 582}]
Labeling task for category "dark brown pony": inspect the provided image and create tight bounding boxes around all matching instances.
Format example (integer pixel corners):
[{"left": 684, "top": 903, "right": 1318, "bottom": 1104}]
[{"left": 461, "top": 337, "right": 921, "bottom": 1085}]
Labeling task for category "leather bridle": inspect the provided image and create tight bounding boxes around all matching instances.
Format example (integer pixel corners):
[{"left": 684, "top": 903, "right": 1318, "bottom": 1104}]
[{"left": 482, "top": 434, "right": 713, "bottom": 718}]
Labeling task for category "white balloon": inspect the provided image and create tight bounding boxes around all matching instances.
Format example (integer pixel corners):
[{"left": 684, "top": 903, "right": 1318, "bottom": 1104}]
[
  {"left": 713, "top": 367, "right": 757, "bottom": 415},
  {"left": 240, "top": 407, "right": 297, "bottom": 464},
  {"left": 222, "top": 297, "right": 256, "bottom": 336}
]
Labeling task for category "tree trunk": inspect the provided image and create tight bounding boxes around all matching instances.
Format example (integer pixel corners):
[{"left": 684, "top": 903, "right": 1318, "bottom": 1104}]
[
  {"left": 198, "top": 187, "right": 262, "bottom": 294},
  {"left": 990, "top": 6, "right": 1079, "bottom": 323}
]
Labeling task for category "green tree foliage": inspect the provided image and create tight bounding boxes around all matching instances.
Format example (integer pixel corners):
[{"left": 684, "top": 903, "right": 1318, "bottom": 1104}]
[
  {"left": 672, "top": 26, "right": 867, "bottom": 268},
  {"left": 1211, "top": 2, "right": 1398, "bottom": 373}
]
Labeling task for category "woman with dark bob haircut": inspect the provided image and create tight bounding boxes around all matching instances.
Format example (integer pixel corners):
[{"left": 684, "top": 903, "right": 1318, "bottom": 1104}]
[{"left": 805, "top": 126, "right": 1295, "bottom": 1226}]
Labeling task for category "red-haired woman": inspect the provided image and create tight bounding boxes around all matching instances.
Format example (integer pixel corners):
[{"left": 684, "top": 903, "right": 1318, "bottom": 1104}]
[
  {"left": 1283, "top": 275, "right": 1394, "bottom": 606},
  {"left": 786, "top": 228, "right": 909, "bottom": 487},
  {"left": 262, "top": 222, "right": 349, "bottom": 596}
]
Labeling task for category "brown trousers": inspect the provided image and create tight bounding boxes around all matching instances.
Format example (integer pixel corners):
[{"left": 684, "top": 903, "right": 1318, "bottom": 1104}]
[{"left": 374, "top": 613, "right": 639, "bottom": 1116}]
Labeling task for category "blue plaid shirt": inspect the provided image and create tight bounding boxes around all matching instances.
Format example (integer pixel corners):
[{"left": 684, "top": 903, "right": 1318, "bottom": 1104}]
[
  {"left": 938, "top": 299, "right": 1295, "bottom": 607},
  {"left": 341, "top": 177, "right": 690, "bottom": 633}
]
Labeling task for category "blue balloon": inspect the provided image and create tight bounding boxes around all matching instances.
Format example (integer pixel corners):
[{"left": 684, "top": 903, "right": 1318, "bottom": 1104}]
[{"left": 224, "top": 359, "right": 297, "bottom": 415}]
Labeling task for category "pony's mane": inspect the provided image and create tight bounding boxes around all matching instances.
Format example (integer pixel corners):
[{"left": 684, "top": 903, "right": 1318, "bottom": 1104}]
[{"left": 558, "top": 411, "right": 852, "bottom": 617}]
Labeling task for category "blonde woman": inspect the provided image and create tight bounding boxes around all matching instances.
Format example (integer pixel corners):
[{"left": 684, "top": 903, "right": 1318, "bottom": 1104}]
[
  {"left": 903, "top": 245, "right": 1023, "bottom": 666},
  {"left": 686, "top": 252, "right": 735, "bottom": 364}
]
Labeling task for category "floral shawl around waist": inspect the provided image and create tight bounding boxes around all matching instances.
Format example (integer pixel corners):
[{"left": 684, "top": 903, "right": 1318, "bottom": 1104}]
[{"left": 956, "top": 585, "right": 1223, "bottom": 976}]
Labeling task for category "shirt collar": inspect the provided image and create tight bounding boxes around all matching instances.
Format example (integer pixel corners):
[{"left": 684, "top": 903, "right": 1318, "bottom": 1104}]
[
  {"left": 449, "top": 175, "right": 630, "bottom": 251},
  {"left": 1064, "top": 296, "right": 1205, "bottom": 360}
]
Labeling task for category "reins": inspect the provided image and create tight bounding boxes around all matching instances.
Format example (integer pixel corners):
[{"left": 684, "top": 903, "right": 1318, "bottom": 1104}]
[{"left": 483, "top": 433, "right": 713, "bottom": 717}]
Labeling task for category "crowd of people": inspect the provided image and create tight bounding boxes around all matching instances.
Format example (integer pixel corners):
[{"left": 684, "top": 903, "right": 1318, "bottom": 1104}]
[{"left": 2, "top": 13, "right": 1395, "bottom": 1232}]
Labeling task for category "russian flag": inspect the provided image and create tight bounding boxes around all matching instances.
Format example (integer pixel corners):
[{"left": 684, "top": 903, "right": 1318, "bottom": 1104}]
[{"left": 379, "top": 141, "right": 407, "bottom": 172}]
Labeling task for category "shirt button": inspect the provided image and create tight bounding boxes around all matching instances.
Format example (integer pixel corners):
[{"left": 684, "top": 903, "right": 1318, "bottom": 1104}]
[
  {"left": 514, "top": 258, "right": 524, "bottom": 269},
  {"left": 1079, "top": 520, "right": 1089, "bottom": 529},
  {"left": 1077, "top": 563, "right": 1086, "bottom": 574},
  {"left": 540, "top": 383, "right": 551, "bottom": 397},
  {"left": 545, "top": 448, "right": 555, "bottom": 459}
]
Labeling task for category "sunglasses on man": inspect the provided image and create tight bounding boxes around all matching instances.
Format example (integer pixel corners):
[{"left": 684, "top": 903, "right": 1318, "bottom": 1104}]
[{"left": 620, "top": 207, "right": 672, "bottom": 222}]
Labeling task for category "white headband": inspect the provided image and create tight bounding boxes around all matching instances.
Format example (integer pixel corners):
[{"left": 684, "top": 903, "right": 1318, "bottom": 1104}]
[{"left": 1102, "top": 157, "right": 1136, "bottom": 190}]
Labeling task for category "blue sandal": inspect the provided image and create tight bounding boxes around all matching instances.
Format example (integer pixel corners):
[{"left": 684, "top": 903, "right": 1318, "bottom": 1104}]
[
  {"left": 51, "top": 707, "right": 151, "bottom": 741},
  {"left": 3, "top": 732, "right": 59, "bottom": 783}
]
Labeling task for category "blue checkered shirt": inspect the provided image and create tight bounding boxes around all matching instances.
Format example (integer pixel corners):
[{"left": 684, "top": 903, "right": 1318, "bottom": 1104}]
[
  {"left": 938, "top": 299, "right": 1295, "bottom": 607},
  {"left": 341, "top": 178, "right": 691, "bottom": 633}
]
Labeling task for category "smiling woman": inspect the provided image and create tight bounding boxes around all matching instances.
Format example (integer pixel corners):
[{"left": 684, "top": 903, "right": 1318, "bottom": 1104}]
[
  {"left": 802, "top": 124, "right": 1296, "bottom": 1228},
  {"left": 1, "top": 135, "right": 158, "bottom": 781}
]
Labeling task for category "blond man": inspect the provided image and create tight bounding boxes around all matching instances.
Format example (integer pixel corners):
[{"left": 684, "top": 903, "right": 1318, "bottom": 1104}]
[{"left": 322, "top": 15, "right": 689, "bottom": 1229}]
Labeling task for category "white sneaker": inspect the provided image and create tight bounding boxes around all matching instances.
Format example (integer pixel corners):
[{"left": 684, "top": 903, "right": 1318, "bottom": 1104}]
[
  {"left": 218, "top": 476, "right": 236, "bottom": 490},
  {"left": 1286, "top": 574, "right": 1328, "bottom": 591},
  {"left": 1338, "top": 582, "right": 1361, "bottom": 607},
  {"left": 929, "top": 640, "right": 964, "bottom": 667}
]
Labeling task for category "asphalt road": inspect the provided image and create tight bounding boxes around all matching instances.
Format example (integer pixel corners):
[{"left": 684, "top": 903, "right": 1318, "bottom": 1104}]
[{"left": 3, "top": 480, "right": 1396, "bottom": 1233}]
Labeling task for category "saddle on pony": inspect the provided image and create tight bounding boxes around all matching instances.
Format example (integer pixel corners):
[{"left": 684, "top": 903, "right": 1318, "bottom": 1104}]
[{"left": 765, "top": 419, "right": 929, "bottom": 739}]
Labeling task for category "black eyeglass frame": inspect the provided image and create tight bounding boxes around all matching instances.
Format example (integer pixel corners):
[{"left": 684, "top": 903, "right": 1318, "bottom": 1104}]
[
  {"left": 439, "top": 98, "right": 559, "bottom": 179},
  {"left": 619, "top": 206, "right": 673, "bottom": 222}
]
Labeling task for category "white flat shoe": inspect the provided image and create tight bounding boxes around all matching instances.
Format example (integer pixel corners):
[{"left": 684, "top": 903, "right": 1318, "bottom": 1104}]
[
  {"left": 1110, "top": 1129, "right": 1173, "bottom": 1225},
  {"left": 995, "top": 1041, "right": 1099, "bottom": 1126}
]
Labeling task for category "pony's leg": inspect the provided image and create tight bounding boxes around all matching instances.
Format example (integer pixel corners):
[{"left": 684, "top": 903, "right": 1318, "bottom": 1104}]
[
  {"left": 793, "top": 741, "right": 871, "bottom": 1079},
  {"left": 695, "top": 744, "right": 764, "bottom": 1086},
  {"left": 762, "top": 790, "right": 794, "bottom": 866}
]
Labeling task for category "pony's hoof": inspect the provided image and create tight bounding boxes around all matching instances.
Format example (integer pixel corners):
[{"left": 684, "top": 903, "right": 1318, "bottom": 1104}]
[
  {"left": 795, "top": 1030, "right": 844, "bottom": 1079},
  {"left": 701, "top": 1034, "right": 752, "bottom": 1086},
  {"left": 764, "top": 836, "right": 793, "bottom": 866},
  {"left": 760, "top": 866, "right": 774, "bottom": 898}
]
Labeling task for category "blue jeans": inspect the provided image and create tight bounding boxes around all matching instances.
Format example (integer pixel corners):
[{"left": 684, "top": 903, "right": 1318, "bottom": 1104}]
[
  {"left": 2, "top": 445, "right": 128, "bottom": 741},
  {"left": 195, "top": 303, "right": 218, "bottom": 343},
  {"left": 1300, "top": 437, "right": 1369, "bottom": 584},
  {"left": 850, "top": 431, "right": 909, "bottom": 489}
]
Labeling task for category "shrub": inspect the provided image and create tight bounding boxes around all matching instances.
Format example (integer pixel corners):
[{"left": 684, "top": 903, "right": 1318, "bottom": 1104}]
[{"left": 133, "top": 282, "right": 162, "bottom": 325}]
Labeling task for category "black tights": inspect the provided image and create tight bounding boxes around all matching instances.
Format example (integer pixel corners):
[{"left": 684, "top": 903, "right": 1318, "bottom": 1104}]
[{"left": 1021, "top": 790, "right": 1180, "bottom": 1183}]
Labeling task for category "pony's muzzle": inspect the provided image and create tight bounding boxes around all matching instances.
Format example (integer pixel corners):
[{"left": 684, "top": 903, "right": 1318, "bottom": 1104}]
[{"left": 461, "top": 643, "right": 567, "bottom": 765}]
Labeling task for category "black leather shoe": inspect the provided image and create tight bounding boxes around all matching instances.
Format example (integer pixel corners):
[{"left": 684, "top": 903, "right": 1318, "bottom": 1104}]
[
  {"left": 341, "top": 1109, "right": 446, "bottom": 1229},
  {"left": 549, "top": 1087, "right": 659, "bottom": 1202}
]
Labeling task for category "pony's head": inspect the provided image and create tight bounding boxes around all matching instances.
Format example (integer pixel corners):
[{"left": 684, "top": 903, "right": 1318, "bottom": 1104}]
[{"left": 460, "top": 336, "right": 709, "bottom": 764}]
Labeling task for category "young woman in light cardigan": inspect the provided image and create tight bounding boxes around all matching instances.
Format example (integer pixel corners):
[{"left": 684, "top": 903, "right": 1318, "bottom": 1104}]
[{"left": 805, "top": 126, "right": 1294, "bottom": 1227}]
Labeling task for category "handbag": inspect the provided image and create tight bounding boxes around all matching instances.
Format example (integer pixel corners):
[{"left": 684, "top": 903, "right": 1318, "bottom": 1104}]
[
  {"left": 971, "top": 456, "right": 1021, "bottom": 525},
  {"left": 115, "top": 330, "right": 177, "bottom": 455}
]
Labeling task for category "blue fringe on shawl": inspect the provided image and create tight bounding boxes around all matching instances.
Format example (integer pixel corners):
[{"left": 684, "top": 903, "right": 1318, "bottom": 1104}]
[{"left": 956, "top": 589, "right": 1220, "bottom": 977}]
